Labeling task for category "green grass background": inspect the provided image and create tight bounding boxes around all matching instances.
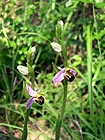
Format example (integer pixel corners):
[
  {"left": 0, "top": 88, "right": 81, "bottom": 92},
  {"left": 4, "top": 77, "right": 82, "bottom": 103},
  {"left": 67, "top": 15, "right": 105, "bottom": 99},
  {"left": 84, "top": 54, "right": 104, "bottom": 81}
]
[{"left": 0, "top": 0, "right": 105, "bottom": 139}]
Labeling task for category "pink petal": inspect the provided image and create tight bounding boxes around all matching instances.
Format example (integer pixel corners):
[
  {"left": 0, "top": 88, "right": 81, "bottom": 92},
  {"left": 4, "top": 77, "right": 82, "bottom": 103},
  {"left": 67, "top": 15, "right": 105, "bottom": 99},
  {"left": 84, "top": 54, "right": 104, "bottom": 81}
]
[
  {"left": 70, "top": 68, "right": 76, "bottom": 75},
  {"left": 53, "top": 68, "right": 65, "bottom": 83},
  {"left": 26, "top": 97, "right": 35, "bottom": 109},
  {"left": 26, "top": 84, "right": 39, "bottom": 97}
]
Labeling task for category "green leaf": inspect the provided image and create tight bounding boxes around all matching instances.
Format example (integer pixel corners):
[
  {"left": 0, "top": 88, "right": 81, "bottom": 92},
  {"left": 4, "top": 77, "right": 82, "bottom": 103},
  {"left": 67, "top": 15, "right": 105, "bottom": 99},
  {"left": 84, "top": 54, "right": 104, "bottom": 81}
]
[{"left": 95, "top": 2, "right": 105, "bottom": 8}]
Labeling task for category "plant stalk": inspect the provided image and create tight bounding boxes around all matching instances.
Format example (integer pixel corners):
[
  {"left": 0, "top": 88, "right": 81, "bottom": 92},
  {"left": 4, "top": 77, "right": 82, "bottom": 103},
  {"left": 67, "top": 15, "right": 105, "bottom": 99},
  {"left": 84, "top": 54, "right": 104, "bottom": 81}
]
[
  {"left": 55, "top": 20, "right": 68, "bottom": 140},
  {"left": 87, "top": 25, "right": 96, "bottom": 133},
  {"left": 22, "top": 109, "right": 30, "bottom": 140},
  {"left": 55, "top": 80, "right": 68, "bottom": 140}
]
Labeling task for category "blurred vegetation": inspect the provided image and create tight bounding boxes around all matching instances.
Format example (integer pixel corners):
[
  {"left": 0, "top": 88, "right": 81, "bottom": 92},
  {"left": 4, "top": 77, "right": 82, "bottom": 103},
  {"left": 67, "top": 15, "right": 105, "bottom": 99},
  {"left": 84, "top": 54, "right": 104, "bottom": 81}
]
[{"left": 0, "top": 0, "right": 105, "bottom": 140}]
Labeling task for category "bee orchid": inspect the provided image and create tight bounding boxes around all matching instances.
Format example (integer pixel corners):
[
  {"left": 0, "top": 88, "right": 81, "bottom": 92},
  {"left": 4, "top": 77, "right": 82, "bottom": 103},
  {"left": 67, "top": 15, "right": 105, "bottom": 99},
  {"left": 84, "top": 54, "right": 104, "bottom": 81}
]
[
  {"left": 53, "top": 68, "right": 76, "bottom": 83},
  {"left": 26, "top": 84, "right": 44, "bottom": 109}
]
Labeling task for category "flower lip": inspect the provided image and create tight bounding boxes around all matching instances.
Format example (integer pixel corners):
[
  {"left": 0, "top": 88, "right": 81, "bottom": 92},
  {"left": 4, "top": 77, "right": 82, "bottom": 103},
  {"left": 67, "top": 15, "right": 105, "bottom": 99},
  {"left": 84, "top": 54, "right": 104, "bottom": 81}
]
[
  {"left": 64, "top": 70, "right": 75, "bottom": 82},
  {"left": 35, "top": 96, "right": 44, "bottom": 105},
  {"left": 26, "top": 84, "right": 44, "bottom": 109},
  {"left": 53, "top": 67, "right": 76, "bottom": 83}
]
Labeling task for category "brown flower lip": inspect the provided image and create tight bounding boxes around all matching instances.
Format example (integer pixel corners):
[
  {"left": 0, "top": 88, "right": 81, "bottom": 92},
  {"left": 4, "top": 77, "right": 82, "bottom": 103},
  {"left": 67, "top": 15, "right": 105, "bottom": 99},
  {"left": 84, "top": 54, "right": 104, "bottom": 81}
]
[
  {"left": 64, "top": 70, "right": 75, "bottom": 82},
  {"left": 53, "top": 67, "right": 76, "bottom": 83},
  {"left": 35, "top": 96, "right": 44, "bottom": 105}
]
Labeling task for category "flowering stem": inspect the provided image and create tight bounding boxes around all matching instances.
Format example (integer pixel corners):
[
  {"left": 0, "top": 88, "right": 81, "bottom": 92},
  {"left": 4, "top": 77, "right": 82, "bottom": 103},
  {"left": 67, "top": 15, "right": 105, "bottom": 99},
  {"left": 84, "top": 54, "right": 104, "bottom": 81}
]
[
  {"left": 22, "top": 109, "right": 30, "bottom": 140},
  {"left": 61, "top": 80, "right": 68, "bottom": 121},
  {"left": 55, "top": 20, "right": 68, "bottom": 140},
  {"left": 61, "top": 41, "right": 67, "bottom": 67},
  {"left": 55, "top": 80, "right": 68, "bottom": 140}
]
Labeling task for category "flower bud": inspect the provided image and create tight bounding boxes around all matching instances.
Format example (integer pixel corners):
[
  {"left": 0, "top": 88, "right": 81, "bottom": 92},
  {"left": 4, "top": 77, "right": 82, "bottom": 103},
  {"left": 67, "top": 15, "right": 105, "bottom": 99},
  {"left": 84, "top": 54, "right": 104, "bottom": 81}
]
[
  {"left": 27, "top": 46, "right": 36, "bottom": 62},
  {"left": 56, "top": 20, "right": 64, "bottom": 38},
  {"left": 31, "top": 46, "right": 36, "bottom": 59},
  {"left": 17, "top": 65, "right": 28, "bottom": 75},
  {"left": 58, "top": 20, "right": 64, "bottom": 30},
  {"left": 50, "top": 42, "right": 61, "bottom": 53}
]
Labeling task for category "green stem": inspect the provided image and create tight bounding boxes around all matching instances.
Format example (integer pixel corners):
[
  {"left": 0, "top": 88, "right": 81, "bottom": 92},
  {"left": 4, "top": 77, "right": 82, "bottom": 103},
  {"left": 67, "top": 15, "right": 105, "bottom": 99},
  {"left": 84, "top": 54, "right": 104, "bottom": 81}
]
[
  {"left": 55, "top": 19, "right": 68, "bottom": 140},
  {"left": 22, "top": 109, "right": 30, "bottom": 140},
  {"left": 59, "top": 33, "right": 67, "bottom": 67},
  {"left": 61, "top": 81, "right": 68, "bottom": 122},
  {"left": 55, "top": 53, "right": 59, "bottom": 65},
  {"left": 55, "top": 80, "right": 68, "bottom": 140},
  {"left": 87, "top": 25, "right": 96, "bottom": 133}
]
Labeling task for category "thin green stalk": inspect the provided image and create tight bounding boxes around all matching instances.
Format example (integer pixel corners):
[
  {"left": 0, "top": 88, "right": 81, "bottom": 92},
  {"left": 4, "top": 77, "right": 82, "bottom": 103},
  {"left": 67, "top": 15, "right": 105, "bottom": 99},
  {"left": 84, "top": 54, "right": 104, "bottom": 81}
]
[
  {"left": 55, "top": 53, "right": 59, "bottom": 65},
  {"left": 58, "top": 40, "right": 67, "bottom": 68},
  {"left": 22, "top": 109, "right": 30, "bottom": 140},
  {"left": 55, "top": 20, "right": 68, "bottom": 140},
  {"left": 60, "top": 81, "right": 68, "bottom": 123},
  {"left": 86, "top": 25, "right": 96, "bottom": 133},
  {"left": 24, "top": 0, "right": 29, "bottom": 26},
  {"left": 55, "top": 80, "right": 68, "bottom": 140},
  {"left": 60, "top": 40, "right": 67, "bottom": 67}
]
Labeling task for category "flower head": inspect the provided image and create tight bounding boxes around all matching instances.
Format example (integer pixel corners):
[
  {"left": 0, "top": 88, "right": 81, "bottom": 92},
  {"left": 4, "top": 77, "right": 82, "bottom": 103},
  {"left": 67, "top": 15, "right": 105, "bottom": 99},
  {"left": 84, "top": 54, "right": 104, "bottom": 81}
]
[
  {"left": 26, "top": 84, "right": 44, "bottom": 109},
  {"left": 53, "top": 68, "right": 76, "bottom": 83}
]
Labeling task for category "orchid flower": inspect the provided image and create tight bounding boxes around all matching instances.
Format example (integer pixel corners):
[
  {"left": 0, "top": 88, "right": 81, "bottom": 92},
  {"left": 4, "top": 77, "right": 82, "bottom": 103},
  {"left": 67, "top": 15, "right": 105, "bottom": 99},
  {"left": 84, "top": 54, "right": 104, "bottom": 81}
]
[
  {"left": 26, "top": 84, "right": 44, "bottom": 109},
  {"left": 53, "top": 68, "right": 76, "bottom": 83}
]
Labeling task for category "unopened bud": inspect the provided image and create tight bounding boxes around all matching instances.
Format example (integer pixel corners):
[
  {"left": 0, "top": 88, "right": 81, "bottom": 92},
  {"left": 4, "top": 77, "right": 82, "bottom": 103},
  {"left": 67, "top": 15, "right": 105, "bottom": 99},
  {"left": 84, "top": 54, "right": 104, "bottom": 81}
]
[
  {"left": 58, "top": 20, "right": 64, "bottom": 31},
  {"left": 31, "top": 46, "right": 36, "bottom": 59},
  {"left": 17, "top": 65, "right": 28, "bottom": 75},
  {"left": 50, "top": 42, "right": 61, "bottom": 52},
  {"left": 56, "top": 20, "right": 64, "bottom": 38},
  {"left": 27, "top": 46, "right": 36, "bottom": 62}
]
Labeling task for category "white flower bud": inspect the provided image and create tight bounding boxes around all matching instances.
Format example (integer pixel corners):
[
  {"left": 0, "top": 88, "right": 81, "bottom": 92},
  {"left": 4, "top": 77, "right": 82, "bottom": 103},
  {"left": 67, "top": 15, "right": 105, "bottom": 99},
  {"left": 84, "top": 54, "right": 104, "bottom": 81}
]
[
  {"left": 31, "top": 46, "right": 36, "bottom": 53},
  {"left": 50, "top": 42, "right": 61, "bottom": 53},
  {"left": 58, "top": 20, "right": 64, "bottom": 31},
  {"left": 17, "top": 65, "right": 28, "bottom": 75},
  {"left": 31, "top": 46, "right": 36, "bottom": 59}
]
